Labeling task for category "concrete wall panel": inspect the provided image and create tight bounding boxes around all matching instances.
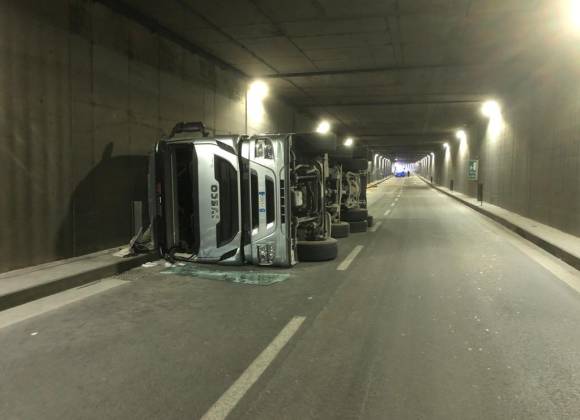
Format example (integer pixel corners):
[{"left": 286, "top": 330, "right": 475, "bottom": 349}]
[
  {"left": 0, "top": 0, "right": 313, "bottom": 273},
  {"left": 432, "top": 66, "right": 580, "bottom": 238}
]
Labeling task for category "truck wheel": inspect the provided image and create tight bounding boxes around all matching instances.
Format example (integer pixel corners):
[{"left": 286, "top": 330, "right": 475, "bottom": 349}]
[
  {"left": 341, "top": 158, "right": 368, "bottom": 171},
  {"left": 331, "top": 222, "right": 350, "bottom": 239},
  {"left": 349, "top": 220, "right": 368, "bottom": 233},
  {"left": 341, "top": 208, "right": 368, "bottom": 222},
  {"left": 366, "top": 215, "right": 374, "bottom": 228},
  {"left": 297, "top": 238, "right": 338, "bottom": 262}
]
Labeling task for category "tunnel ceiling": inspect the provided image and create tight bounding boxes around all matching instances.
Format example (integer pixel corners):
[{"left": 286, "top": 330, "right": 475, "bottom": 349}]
[{"left": 115, "top": 0, "right": 560, "bottom": 160}]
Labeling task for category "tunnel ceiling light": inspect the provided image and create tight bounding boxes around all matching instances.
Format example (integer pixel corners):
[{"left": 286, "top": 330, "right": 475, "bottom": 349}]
[
  {"left": 344, "top": 137, "right": 354, "bottom": 147},
  {"left": 481, "top": 100, "right": 501, "bottom": 118},
  {"left": 570, "top": 0, "right": 580, "bottom": 29},
  {"left": 455, "top": 130, "right": 467, "bottom": 142},
  {"left": 443, "top": 142, "right": 449, "bottom": 149},
  {"left": 248, "top": 80, "right": 269, "bottom": 100},
  {"left": 247, "top": 80, "right": 269, "bottom": 124},
  {"left": 316, "top": 120, "right": 331, "bottom": 134}
]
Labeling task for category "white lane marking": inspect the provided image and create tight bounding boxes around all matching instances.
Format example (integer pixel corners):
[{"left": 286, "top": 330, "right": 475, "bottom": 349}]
[
  {"left": 383, "top": 209, "right": 391, "bottom": 217},
  {"left": 370, "top": 221, "right": 383, "bottom": 233},
  {"left": 201, "top": 316, "right": 306, "bottom": 420},
  {"left": 391, "top": 203, "right": 396, "bottom": 207},
  {"left": 436, "top": 188, "right": 580, "bottom": 295},
  {"left": 0, "top": 279, "right": 128, "bottom": 330},
  {"left": 486, "top": 223, "right": 580, "bottom": 295},
  {"left": 337, "top": 245, "right": 364, "bottom": 271},
  {"left": 394, "top": 198, "right": 399, "bottom": 202}
]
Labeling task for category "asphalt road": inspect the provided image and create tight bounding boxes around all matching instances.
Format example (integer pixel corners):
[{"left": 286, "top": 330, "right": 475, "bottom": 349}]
[{"left": 2, "top": 176, "right": 580, "bottom": 420}]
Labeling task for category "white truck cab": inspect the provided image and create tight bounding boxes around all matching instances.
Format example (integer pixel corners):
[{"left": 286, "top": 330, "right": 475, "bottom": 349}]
[{"left": 149, "top": 122, "right": 338, "bottom": 267}]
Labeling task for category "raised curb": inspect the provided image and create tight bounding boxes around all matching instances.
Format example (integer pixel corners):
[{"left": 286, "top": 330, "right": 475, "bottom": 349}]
[
  {"left": 0, "top": 251, "right": 156, "bottom": 311},
  {"left": 367, "top": 175, "right": 393, "bottom": 189},
  {"left": 419, "top": 177, "right": 580, "bottom": 271}
]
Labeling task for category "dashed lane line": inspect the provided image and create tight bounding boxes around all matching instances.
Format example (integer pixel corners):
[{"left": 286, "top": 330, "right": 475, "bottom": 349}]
[
  {"left": 337, "top": 245, "right": 364, "bottom": 271},
  {"left": 201, "top": 316, "right": 306, "bottom": 420},
  {"left": 370, "top": 221, "right": 383, "bottom": 233}
]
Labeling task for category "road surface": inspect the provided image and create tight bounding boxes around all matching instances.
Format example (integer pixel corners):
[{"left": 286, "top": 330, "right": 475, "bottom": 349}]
[{"left": 1, "top": 176, "right": 580, "bottom": 419}]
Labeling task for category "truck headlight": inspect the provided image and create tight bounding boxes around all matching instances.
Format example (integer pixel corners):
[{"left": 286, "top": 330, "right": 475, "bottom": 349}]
[
  {"left": 257, "top": 244, "right": 276, "bottom": 265},
  {"left": 255, "top": 138, "right": 274, "bottom": 159}
]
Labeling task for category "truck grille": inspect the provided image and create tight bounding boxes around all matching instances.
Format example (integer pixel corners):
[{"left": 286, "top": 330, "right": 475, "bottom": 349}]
[{"left": 280, "top": 179, "right": 286, "bottom": 224}]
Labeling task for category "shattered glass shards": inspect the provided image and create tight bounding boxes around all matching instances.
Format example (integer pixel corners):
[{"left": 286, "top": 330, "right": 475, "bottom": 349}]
[{"left": 161, "top": 263, "right": 290, "bottom": 286}]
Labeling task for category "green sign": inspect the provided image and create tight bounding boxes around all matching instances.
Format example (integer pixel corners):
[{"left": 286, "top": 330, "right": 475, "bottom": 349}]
[{"left": 468, "top": 160, "right": 479, "bottom": 181}]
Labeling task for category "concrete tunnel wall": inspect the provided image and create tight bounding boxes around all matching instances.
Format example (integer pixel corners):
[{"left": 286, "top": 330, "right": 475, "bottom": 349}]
[
  {"left": 417, "top": 60, "right": 580, "bottom": 238},
  {"left": 0, "top": 0, "right": 315, "bottom": 273}
]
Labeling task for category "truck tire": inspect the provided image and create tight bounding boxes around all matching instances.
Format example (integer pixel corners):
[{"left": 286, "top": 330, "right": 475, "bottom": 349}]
[
  {"left": 349, "top": 220, "right": 368, "bottom": 233},
  {"left": 292, "top": 133, "right": 337, "bottom": 154},
  {"left": 297, "top": 238, "right": 338, "bottom": 262},
  {"left": 366, "top": 215, "right": 374, "bottom": 228},
  {"left": 341, "top": 158, "right": 368, "bottom": 171},
  {"left": 341, "top": 208, "right": 368, "bottom": 222},
  {"left": 331, "top": 222, "right": 350, "bottom": 239}
]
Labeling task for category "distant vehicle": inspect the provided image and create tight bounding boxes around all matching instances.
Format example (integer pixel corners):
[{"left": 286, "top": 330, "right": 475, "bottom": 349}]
[{"left": 395, "top": 170, "right": 406, "bottom": 177}]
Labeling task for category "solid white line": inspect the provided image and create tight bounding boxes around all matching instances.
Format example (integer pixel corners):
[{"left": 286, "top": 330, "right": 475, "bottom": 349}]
[
  {"left": 0, "top": 279, "right": 128, "bottom": 330},
  {"left": 437, "top": 187, "right": 580, "bottom": 295},
  {"left": 201, "top": 316, "right": 306, "bottom": 420},
  {"left": 485, "top": 222, "right": 580, "bottom": 295},
  {"left": 370, "top": 221, "right": 383, "bottom": 232},
  {"left": 383, "top": 209, "right": 391, "bottom": 216},
  {"left": 337, "top": 245, "right": 364, "bottom": 271}
]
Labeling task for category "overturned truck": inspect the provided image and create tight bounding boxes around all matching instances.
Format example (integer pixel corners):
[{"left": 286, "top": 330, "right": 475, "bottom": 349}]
[
  {"left": 326, "top": 147, "right": 372, "bottom": 238},
  {"left": 149, "top": 122, "right": 338, "bottom": 267}
]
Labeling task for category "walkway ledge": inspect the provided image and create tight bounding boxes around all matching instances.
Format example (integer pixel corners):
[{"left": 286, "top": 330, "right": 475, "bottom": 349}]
[
  {"left": 420, "top": 176, "right": 580, "bottom": 271},
  {"left": 0, "top": 249, "right": 156, "bottom": 311},
  {"left": 367, "top": 175, "right": 392, "bottom": 189}
]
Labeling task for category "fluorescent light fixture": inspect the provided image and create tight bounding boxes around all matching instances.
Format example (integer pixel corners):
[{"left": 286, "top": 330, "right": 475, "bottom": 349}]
[
  {"left": 571, "top": 0, "right": 580, "bottom": 28},
  {"left": 316, "top": 120, "right": 331, "bottom": 134},
  {"left": 247, "top": 80, "right": 269, "bottom": 124},
  {"left": 443, "top": 142, "right": 449, "bottom": 149},
  {"left": 455, "top": 130, "right": 467, "bottom": 142},
  {"left": 481, "top": 100, "right": 501, "bottom": 118},
  {"left": 248, "top": 80, "right": 269, "bottom": 100},
  {"left": 481, "top": 100, "right": 504, "bottom": 140},
  {"left": 343, "top": 137, "right": 354, "bottom": 147}
]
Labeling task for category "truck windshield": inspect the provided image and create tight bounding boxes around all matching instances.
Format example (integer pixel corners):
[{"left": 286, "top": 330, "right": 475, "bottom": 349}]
[{"left": 173, "top": 144, "right": 199, "bottom": 253}]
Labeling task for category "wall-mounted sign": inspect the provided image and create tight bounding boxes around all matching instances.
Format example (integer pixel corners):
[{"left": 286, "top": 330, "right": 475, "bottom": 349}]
[{"left": 468, "top": 160, "right": 479, "bottom": 181}]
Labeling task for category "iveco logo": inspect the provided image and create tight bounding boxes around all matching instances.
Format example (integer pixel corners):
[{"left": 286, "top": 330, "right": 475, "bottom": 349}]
[{"left": 210, "top": 184, "right": 220, "bottom": 221}]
